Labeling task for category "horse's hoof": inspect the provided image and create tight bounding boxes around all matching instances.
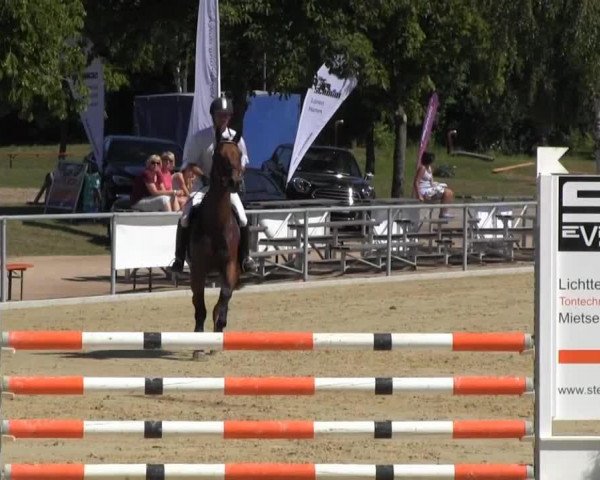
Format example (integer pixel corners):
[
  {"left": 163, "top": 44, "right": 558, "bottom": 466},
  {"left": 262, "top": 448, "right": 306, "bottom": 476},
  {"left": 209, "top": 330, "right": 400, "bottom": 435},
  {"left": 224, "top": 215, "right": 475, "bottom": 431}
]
[{"left": 192, "top": 350, "right": 209, "bottom": 361}]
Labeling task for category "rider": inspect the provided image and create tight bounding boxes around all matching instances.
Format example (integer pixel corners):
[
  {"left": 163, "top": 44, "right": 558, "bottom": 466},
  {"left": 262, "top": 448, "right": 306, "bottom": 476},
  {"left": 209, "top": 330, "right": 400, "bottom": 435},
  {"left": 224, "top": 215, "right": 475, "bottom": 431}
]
[{"left": 171, "top": 95, "right": 257, "bottom": 274}]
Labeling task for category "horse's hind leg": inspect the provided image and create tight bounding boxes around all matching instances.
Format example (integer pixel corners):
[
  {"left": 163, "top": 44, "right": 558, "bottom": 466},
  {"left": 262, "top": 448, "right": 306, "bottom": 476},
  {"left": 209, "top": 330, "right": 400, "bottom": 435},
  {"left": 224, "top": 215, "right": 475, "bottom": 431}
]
[
  {"left": 213, "top": 260, "right": 238, "bottom": 332},
  {"left": 213, "top": 283, "right": 232, "bottom": 333}
]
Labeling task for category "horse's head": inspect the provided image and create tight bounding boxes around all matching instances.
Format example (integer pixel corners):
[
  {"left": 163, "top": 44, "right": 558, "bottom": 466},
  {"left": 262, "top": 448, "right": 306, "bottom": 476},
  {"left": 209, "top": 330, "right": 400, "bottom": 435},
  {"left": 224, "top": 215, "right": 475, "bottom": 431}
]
[{"left": 211, "top": 132, "right": 243, "bottom": 193}]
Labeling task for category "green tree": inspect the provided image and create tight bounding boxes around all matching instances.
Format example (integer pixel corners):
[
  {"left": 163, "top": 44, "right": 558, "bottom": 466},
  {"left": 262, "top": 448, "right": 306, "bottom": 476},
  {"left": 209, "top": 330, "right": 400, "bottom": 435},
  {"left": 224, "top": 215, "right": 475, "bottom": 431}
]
[
  {"left": 357, "top": 1, "right": 505, "bottom": 196},
  {"left": 564, "top": 0, "right": 600, "bottom": 171},
  {"left": 83, "top": 0, "right": 197, "bottom": 92},
  {"left": 0, "top": 0, "right": 87, "bottom": 119},
  {"left": 456, "top": 0, "right": 600, "bottom": 158}
]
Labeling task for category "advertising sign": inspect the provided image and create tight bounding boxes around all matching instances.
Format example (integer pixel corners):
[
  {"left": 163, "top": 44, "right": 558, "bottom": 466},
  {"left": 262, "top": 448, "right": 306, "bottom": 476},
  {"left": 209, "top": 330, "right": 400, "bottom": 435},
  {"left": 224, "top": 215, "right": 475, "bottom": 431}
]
[{"left": 44, "top": 161, "right": 87, "bottom": 212}]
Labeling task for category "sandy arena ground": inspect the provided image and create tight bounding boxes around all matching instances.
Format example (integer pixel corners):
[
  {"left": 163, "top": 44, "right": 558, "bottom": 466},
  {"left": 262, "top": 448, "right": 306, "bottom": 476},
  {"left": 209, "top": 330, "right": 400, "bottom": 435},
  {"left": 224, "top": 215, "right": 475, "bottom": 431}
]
[{"left": 1, "top": 273, "right": 534, "bottom": 466}]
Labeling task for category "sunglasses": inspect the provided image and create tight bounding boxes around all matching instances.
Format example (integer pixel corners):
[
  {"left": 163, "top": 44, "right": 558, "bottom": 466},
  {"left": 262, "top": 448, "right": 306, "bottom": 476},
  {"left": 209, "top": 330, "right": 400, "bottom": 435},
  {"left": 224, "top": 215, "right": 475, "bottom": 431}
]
[{"left": 150, "top": 161, "right": 161, "bottom": 166}]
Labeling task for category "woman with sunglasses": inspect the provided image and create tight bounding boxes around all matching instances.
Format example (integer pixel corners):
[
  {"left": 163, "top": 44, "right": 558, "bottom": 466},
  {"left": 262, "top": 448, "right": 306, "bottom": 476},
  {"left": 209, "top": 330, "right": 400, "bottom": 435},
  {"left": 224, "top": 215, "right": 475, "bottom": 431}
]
[
  {"left": 130, "top": 154, "right": 182, "bottom": 212},
  {"left": 160, "top": 151, "right": 186, "bottom": 211}
]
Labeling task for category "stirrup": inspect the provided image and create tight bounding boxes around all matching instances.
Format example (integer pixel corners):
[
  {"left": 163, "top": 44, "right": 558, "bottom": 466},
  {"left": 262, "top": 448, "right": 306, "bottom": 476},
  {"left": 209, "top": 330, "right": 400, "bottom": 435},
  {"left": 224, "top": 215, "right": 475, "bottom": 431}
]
[{"left": 242, "top": 257, "right": 257, "bottom": 273}]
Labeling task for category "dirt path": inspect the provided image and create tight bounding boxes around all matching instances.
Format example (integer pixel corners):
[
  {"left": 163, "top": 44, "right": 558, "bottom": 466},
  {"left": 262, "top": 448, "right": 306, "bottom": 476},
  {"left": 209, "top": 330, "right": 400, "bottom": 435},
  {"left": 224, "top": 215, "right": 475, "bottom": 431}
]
[{"left": 2, "top": 273, "right": 534, "bottom": 466}]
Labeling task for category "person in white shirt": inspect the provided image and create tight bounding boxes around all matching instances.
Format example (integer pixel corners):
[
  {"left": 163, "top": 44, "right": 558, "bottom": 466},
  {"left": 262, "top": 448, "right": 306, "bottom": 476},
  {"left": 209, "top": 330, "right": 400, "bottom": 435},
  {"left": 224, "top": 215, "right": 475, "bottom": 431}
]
[
  {"left": 413, "top": 151, "right": 455, "bottom": 219},
  {"left": 171, "top": 96, "right": 257, "bottom": 274}
]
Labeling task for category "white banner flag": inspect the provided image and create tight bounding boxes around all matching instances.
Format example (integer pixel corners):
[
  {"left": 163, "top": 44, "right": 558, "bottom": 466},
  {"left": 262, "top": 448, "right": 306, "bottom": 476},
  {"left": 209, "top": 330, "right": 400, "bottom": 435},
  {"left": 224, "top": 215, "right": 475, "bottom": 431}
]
[
  {"left": 183, "top": 0, "right": 220, "bottom": 163},
  {"left": 69, "top": 59, "right": 104, "bottom": 169},
  {"left": 287, "top": 64, "right": 357, "bottom": 183}
]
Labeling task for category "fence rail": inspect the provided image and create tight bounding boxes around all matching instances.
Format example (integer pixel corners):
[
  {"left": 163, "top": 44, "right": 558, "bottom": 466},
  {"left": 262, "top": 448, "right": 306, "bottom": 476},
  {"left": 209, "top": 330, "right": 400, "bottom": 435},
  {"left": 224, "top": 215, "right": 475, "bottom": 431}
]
[{"left": 0, "top": 200, "right": 537, "bottom": 302}]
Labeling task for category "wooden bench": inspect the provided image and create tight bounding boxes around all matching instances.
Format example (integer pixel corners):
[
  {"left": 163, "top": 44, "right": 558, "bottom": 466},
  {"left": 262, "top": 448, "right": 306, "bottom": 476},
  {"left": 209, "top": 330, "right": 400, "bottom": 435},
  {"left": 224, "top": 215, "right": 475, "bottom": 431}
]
[{"left": 6, "top": 263, "right": 34, "bottom": 300}]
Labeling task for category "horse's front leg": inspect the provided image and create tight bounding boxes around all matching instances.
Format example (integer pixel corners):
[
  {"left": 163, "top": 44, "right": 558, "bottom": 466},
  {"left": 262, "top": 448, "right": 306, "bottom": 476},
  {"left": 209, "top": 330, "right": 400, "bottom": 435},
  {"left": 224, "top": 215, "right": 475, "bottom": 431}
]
[
  {"left": 190, "top": 264, "right": 207, "bottom": 333},
  {"left": 191, "top": 264, "right": 210, "bottom": 361},
  {"left": 213, "top": 260, "right": 239, "bottom": 332}
]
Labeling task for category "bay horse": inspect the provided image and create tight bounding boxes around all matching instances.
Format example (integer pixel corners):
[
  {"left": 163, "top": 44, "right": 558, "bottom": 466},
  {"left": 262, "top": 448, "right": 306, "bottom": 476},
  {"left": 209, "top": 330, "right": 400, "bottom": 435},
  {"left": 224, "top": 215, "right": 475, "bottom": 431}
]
[{"left": 188, "top": 131, "right": 243, "bottom": 348}]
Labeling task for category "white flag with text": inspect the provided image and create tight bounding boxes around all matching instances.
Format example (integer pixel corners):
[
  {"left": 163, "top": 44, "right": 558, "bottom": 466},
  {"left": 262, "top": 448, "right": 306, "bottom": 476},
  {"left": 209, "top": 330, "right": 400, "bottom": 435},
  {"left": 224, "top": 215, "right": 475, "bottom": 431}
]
[
  {"left": 287, "top": 64, "right": 357, "bottom": 183},
  {"left": 69, "top": 59, "right": 104, "bottom": 169},
  {"left": 183, "top": 0, "right": 220, "bottom": 163}
]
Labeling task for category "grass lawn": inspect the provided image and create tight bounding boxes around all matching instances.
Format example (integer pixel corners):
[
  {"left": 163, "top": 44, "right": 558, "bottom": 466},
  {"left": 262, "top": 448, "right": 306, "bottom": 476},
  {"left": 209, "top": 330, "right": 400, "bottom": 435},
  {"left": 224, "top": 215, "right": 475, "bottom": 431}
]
[
  {"left": 0, "top": 141, "right": 595, "bottom": 197},
  {"left": 0, "top": 140, "right": 596, "bottom": 257},
  {"left": 0, "top": 143, "right": 110, "bottom": 257},
  {"left": 0, "top": 143, "right": 91, "bottom": 189},
  {"left": 7, "top": 217, "right": 110, "bottom": 257},
  {"left": 352, "top": 143, "right": 596, "bottom": 199}
]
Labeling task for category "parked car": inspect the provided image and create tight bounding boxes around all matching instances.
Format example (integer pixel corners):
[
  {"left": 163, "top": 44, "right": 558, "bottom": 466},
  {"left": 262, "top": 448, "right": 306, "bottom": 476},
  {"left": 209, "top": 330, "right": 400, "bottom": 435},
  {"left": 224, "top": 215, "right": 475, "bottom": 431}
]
[
  {"left": 86, "top": 135, "right": 183, "bottom": 211},
  {"left": 261, "top": 143, "right": 375, "bottom": 205},
  {"left": 241, "top": 167, "right": 286, "bottom": 206}
]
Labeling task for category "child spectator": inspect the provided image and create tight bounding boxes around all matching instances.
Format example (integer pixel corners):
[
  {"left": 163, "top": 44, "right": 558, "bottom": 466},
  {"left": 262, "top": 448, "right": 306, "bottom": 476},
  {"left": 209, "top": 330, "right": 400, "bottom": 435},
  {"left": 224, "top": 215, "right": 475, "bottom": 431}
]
[{"left": 172, "top": 164, "right": 203, "bottom": 208}]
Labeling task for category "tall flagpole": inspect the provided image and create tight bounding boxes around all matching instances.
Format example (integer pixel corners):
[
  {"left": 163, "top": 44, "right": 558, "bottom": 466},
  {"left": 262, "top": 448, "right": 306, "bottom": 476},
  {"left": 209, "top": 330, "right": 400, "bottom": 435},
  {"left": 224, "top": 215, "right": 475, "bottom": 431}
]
[{"left": 215, "top": 0, "right": 221, "bottom": 97}]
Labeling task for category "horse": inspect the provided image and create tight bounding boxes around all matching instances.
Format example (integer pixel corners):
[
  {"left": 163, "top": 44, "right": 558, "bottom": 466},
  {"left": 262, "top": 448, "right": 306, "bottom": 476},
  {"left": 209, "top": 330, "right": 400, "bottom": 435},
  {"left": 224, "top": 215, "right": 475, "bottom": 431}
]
[{"left": 188, "top": 132, "right": 244, "bottom": 350}]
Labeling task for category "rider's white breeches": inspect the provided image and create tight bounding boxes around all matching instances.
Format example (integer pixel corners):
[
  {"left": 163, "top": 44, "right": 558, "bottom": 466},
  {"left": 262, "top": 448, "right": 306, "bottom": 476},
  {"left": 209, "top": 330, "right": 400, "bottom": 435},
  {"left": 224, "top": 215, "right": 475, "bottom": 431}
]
[
  {"left": 230, "top": 192, "right": 248, "bottom": 227},
  {"left": 180, "top": 190, "right": 247, "bottom": 228}
]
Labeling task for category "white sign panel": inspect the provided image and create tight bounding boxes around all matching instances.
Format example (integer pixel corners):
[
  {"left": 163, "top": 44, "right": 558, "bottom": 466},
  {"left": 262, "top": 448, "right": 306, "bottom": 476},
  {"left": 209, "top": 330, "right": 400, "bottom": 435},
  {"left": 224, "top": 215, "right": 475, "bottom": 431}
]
[
  {"left": 537, "top": 150, "right": 600, "bottom": 479},
  {"left": 114, "top": 215, "right": 180, "bottom": 270},
  {"left": 551, "top": 176, "right": 600, "bottom": 419}
]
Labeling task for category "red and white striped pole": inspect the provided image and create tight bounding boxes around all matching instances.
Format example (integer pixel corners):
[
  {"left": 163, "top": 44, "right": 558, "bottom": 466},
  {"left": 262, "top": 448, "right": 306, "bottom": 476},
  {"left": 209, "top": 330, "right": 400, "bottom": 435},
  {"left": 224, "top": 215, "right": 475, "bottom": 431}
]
[
  {"left": 2, "top": 375, "right": 533, "bottom": 396},
  {"left": 2, "top": 463, "right": 535, "bottom": 480},
  {"left": 1, "top": 331, "right": 533, "bottom": 352},
  {"left": 1, "top": 419, "right": 532, "bottom": 440}
]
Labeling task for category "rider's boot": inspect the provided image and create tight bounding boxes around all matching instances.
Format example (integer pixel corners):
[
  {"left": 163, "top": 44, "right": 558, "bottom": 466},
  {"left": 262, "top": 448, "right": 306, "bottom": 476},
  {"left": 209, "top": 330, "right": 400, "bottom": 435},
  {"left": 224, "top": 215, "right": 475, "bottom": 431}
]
[
  {"left": 172, "top": 221, "right": 190, "bottom": 274},
  {"left": 239, "top": 225, "right": 257, "bottom": 273}
]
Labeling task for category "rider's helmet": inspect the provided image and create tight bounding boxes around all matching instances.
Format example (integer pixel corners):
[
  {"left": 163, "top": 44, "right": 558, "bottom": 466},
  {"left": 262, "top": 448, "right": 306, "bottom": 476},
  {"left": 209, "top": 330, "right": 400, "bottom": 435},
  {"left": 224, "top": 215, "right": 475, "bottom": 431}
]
[{"left": 209, "top": 96, "right": 234, "bottom": 116}]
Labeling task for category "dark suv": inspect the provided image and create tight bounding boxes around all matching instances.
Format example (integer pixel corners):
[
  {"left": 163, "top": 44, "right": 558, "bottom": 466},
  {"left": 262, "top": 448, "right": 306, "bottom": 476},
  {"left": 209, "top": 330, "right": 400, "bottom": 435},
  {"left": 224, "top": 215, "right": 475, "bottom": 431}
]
[
  {"left": 261, "top": 144, "right": 375, "bottom": 205},
  {"left": 86, "top": 135, "right": 183, "bottom": 211}
]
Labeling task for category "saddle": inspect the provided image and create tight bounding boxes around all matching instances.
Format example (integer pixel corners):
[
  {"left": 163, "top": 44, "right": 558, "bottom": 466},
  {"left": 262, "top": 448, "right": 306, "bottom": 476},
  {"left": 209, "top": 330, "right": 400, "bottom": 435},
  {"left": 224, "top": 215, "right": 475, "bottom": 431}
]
[{"left": 189, "top": 202, "right": 241, "bottom": 224}]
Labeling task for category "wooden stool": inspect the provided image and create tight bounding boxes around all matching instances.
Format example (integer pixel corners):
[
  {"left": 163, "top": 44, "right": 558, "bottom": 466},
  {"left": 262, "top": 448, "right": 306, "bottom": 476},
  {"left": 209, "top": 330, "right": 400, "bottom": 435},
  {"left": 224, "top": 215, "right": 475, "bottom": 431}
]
[{"left": 6, "top": 263, "right": 34, "bottom": 301}]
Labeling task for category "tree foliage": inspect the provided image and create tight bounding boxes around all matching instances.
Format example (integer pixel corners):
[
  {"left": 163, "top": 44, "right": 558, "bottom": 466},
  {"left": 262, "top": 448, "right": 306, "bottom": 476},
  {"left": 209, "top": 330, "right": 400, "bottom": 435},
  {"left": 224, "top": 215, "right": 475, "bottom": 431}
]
[
  {"left": 0, "top": 0, "right": 87, "bottom": 119},
  {"left": 4, "top": 0, "right": 600, "bottom": 176}
]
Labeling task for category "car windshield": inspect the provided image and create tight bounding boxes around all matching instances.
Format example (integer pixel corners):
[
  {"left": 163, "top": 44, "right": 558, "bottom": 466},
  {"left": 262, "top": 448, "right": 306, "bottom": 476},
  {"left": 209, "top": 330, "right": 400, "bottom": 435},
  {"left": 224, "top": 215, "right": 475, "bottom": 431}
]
[
  {"left": 244, "top": 170, "right": 283, "bottom": 195},
  {"left": 275, "top": 146, "right": 293, "bottom": 171},
  {"left": 297, "top": 149, "right": 362, "bottom": 177},
  {"left": 105, "top": 139, "right": 182, "bottom": 166}
]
